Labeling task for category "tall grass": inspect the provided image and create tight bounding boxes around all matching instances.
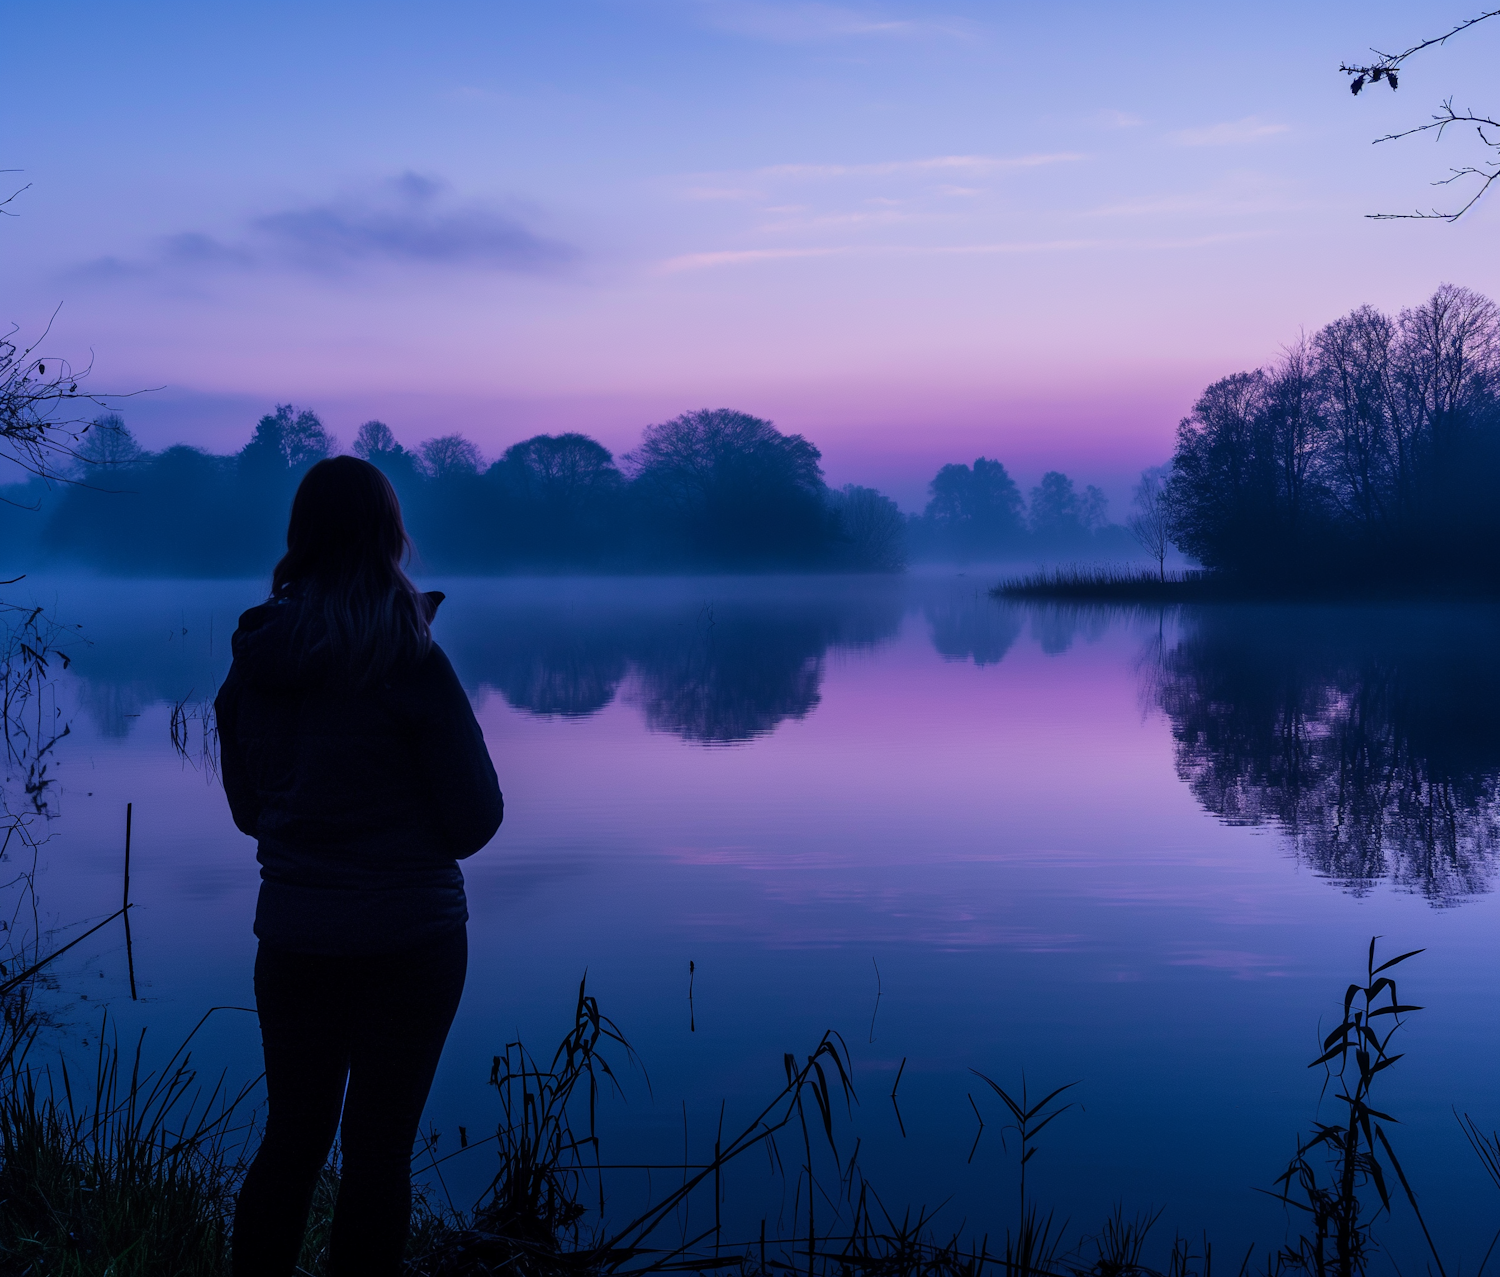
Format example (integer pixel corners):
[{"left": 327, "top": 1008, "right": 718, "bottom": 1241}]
[
  {"left": 0, "top": 1009, "right": 256, "bottom": 1275},
  {"left": 992, "top": 568, "right": 1218, "bottom": 603},
  {"left": 0, "top": 944, "right": 1489, "bottom": 1277}
]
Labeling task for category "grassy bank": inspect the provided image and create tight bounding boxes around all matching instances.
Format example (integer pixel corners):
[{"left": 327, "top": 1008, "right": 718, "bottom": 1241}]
[
  {"left": 992, "top": 567, "right": 1223, "bottom": 603},
  {"left": 0, "top": 948, "right": 1490, "bottom": 1277},
  {"left": 992, "top": 565, "right": 1500, "bottom": 604}
]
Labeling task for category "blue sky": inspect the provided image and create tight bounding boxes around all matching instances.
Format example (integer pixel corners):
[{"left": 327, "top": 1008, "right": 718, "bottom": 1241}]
[{"left": 7, "top": 1, "right": 1498, "bottom": 507}]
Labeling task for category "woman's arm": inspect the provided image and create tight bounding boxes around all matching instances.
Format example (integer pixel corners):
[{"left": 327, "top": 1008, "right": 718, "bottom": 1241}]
[
  {"left": 407, "top": 645, "right": 504, "bottom": 859},
  {"left": 213, "top": 668, "right": 263, "bottom": 837}
]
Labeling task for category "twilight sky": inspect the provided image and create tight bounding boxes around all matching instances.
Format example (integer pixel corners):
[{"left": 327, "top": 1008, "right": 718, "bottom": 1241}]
[{"left": 7, "top": 1, "right": 1499, "bottom": 508}]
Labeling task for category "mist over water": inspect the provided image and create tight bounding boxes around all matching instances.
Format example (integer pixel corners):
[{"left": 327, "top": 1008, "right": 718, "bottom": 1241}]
[{"left": 21, "top": 573, "right": 1500, "bottom": 1266}]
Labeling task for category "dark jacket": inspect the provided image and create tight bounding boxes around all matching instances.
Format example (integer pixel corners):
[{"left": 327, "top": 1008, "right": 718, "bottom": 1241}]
[{"left": 214, "top": 592, "right": 503, "bottom": 955}]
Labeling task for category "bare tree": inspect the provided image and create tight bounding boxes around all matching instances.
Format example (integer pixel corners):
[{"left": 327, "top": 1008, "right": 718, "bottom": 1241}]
[
  {"left": 1264, "top": 333, "right": 1324, "bottom": 540},
  {"left": 419, "top": 433, "right": 483, "bottom": 478},
  {"left": 353, "top": 419, "right": 401, "bottom": 459},
  {"left": 1341, "top": 9, "right": 1500, "bottom": 219},
  {"left": 1128, "top": 466, "right": 1171, "bottom": 582},
  {"left": 1314, "top": 305, "right": 1398, "bottom": 531},
  {"left": 73, "top": 413, "right": 145, "bottom": 473}
]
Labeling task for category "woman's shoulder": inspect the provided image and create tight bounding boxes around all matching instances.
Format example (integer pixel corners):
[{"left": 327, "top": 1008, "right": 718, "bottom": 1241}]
[{"left": 232, "top": 594, "right": 296, "bottom": 636}]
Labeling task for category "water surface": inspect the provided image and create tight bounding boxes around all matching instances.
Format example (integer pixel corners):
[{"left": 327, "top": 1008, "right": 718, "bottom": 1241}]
[{"left": 17, "top": 574, "right": 1500, "bottom": 1266}]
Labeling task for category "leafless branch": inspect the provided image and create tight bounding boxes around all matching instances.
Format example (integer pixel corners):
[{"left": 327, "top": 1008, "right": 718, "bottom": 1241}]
[
  {"left": 1340, "top": 9, "right": 1500, "bottom": 94},
  {"left": 1366, "top": 104, "right": 1500, "bottom": 220},
  {"left": 0, "top": 178, "right": 30, "bottom": 219},
  {"left": 0, "top": 311, "right": 151, "bottom": 483},
  {"left": 1341, "top": 12, "right": 1500, "bottom": 219}
]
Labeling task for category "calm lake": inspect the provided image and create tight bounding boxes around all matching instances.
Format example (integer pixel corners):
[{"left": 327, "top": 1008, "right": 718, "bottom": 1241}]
[{"left": 15, "top": 573, "right": 1500, "bottom": 1264}]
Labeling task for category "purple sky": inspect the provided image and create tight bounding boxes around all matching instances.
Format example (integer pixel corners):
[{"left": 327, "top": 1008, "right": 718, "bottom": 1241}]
[{"left": 8, "top": 1, "right": 1500, "bottom": 509}]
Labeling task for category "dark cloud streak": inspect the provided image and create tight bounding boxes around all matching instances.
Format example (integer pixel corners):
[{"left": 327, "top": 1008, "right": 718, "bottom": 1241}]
[{"left": 72, "top": 172, "right": 575, "bottom": 281}]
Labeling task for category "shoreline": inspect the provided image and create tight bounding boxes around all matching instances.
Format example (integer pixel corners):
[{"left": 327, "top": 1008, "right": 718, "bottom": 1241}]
[{"left": 991, "top": 567, "right": 1500, "bottom": 605}]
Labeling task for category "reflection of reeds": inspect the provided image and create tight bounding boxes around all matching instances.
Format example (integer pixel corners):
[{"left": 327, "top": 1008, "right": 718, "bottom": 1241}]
[
  {"left": 1, "top": 601, "right": 74, "bottom": 815},
  {"left": 1, "top": 600, "right": 89, "bottom": 1042},
  {"left": 169, "top": 692, "right": 221, "bottom": 782}
]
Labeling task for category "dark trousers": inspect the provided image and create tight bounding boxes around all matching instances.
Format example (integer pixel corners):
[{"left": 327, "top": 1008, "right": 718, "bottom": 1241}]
[{"left": 231, "top": 927, "right": 468, "bottom": 1277}]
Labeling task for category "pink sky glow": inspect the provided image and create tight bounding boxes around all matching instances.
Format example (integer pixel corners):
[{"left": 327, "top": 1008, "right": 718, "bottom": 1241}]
[{"left": 8, "top": 1, "right": 1500, "bottom": 509}]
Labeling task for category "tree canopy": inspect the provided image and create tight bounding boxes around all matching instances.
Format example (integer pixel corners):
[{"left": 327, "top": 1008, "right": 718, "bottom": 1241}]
[{"left": 1164, "top": 285, "right": 1500, "bottom": 586}]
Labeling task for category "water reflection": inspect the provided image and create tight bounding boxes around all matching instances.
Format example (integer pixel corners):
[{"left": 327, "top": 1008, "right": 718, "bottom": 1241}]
[
  {"left": 37, "top": 577, "right": 1500, "bottom": 904},
  {"left": 923, "top": 587, "right": 1021, "bottom": 665},
  {"left": 441, "top": 578, "right": 906, "bottom": 744},
  {"left": 1156, "top": 605, "right": 1500, "bottom": 904}
]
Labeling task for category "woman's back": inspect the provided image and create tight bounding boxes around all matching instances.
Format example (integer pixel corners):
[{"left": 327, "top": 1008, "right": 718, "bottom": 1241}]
[{"left": 216, "top": 591, "right": 503, "bottom": 955}]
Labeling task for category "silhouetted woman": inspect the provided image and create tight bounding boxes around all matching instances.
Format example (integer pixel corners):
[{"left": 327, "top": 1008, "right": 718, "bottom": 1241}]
[{"left": 215, "top": 457, "right": 504, "bottom": 1276}]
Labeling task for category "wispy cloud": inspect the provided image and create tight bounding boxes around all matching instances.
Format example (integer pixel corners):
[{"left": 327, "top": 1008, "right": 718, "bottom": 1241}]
[
  {"left": 755, "top": 207, "right": 925, "bottom": 233},
  {"left": 1172, "top": 116, "right": 1290, "bottom": 147},
  {"left": 1096, "top": 108, "right": 1144, "bottom": 129},
  {"left": 75, "top": 173, "right": 574, "bottom": 281},
  {"left": 681, "top": 186, "right": 763, "bottom": 201},
  {"left": 757, "top": 152, "right": 1083, "bottom": 179},
  {"left": 672, "top": 153, "right": 1080, "bottom": 206},
  {"left": 1087, "top": 173, "right": 1306, "bottom": 219},
  {"left": 661, "top": 232, "right": 1259, "bottom": 271},
  {"left": 689, "top": 1, "right": 974, "bottom": 43}
]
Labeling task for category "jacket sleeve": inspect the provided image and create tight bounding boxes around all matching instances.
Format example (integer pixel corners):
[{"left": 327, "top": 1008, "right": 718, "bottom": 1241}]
[
  {"left": 408, "top": 645, "right": 504, "bottom": 859},
  {"left": 213, "top": 665, "right": 262, "bottom": 837}
]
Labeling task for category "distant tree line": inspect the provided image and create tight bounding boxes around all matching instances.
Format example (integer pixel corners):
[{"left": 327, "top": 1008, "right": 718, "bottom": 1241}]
[
  {"left": 0, "top": 407, "right": 909, "bottom": 575},
  {"left": 1158, "top": 285, "right": 1500, "bottom": 588},
  {"left": 0, "top": 402, "right": 1134, "bottom": 576},
  {"left": 909, "top": 456, "right": 1128, "bottom": 561}
]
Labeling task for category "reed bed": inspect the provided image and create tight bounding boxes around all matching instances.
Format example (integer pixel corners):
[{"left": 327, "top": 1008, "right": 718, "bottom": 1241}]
[
  {"left": 990, "top": 565, "right": 1500, "bottom": 604},
  {"left": 991, "top": 568, "right": 1219, "bottom": 603}
]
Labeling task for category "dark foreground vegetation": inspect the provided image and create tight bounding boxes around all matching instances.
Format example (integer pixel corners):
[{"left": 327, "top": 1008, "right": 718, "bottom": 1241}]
[
  {"left": 1004, "top": 284, "right": 1500, "bottom": 600},
  {"left": 0, "top": 942, "right": 1494, "bottom": 1277}
]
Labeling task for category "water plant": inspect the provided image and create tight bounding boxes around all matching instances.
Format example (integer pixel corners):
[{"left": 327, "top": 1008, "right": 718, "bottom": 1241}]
[{"left": 1267, "top": 939, "right": 1440, "bottom": 1277}]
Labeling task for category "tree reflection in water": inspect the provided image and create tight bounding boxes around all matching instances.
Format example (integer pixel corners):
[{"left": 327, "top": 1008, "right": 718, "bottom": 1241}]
[
  {"left": 923, "top": 586, "right": 1022, "bottom": 665},
  {"left": 447, "top": 579, "right": 905, "bottom": 745},
  {"left": 1155, "top": 606, "right": 1500, "bottom": 904}
]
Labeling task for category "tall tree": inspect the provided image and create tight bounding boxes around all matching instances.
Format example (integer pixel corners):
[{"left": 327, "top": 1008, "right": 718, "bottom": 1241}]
[
  {"left": 1165, "top": 372, "right": 1277, "bottom": 573},
  {"left": 1314, "top": 306, "right": 1397, "bottom": 534},
  {"left": 625, "top": 409, "right": 830, "bottom": 566},
  {"left": 1028, "top": 471, "right": 1090, "bottom": 545},
  {"left": 239, "top": 404, "right": 335, "bottom": 473},
  {"left": 500, "top": 433, "right": 621, "bottom": 508},
  {"left": 830, "top": 484, "right": 907, "bottom": 572},
  {"left": 923, "top": 457, "right": 1025, "bottom": 558},
  {"left": 495, "top": 433, "right": 623, "bottom": 565},
  {"left": 419, "top": 433, "right": 483, "bottom": 478}
]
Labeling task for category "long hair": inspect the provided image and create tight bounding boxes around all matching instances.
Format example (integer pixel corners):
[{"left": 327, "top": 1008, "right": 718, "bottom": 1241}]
[{"left": 271, "top": 456, "right": 431, "bottom": 683}]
